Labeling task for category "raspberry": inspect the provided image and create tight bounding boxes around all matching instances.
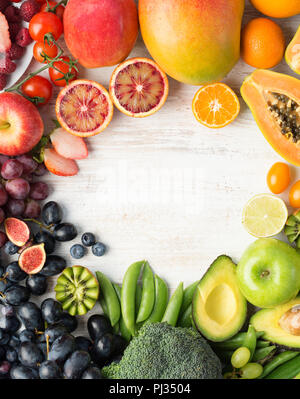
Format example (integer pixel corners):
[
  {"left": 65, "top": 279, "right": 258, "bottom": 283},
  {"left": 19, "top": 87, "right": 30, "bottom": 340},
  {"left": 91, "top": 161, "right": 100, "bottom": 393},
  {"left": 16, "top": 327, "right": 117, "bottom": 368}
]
[
  {"left": 0, "top": 74, "right": 7, "bottom": 91},
  {"left": 20, "top": 0, "right": 40, "bottom": 22},
  {"left": 0, "top": 55, "right": 16, "bottom": 74},
  {"left": 0, "top": 0, "right": 10, "bottom": 13},
  {"left": 16, "top": 27, "right": 33, "bottom": 47},
  {"left": 8, "top": 22, "right": 21, "bottom": 41},
  {"left": 4, "top": 5, "right": 22, "bottom": 23},
  {"left": 6, "top": 43, "right": 25, "bottom": 60}
]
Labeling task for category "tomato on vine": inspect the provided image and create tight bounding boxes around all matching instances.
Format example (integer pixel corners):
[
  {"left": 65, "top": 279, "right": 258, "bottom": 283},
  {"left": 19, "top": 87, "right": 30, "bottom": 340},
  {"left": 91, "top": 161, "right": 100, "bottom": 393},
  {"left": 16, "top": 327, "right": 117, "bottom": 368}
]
[
  {"left": 266, "top": 162, "right": 291, "bottom": 194},
  {"left": 49, "top": 56, "right": 78, "bottom": 87},
  {"left": 33, "top": 41, "right": 58, "bottom": 63},
  {"left": 41, "top": 1, "right": 65, "bottom": 19},
  {"left": 29, "top": 12, "right": 63, "bottom": 42},
  {"left": 22, "top": 76, "right": 53, "bottom": 106}
]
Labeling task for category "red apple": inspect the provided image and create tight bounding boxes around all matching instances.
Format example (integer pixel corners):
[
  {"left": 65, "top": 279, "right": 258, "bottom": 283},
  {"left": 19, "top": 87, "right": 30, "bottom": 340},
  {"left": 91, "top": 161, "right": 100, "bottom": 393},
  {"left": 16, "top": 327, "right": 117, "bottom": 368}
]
[
  {"left": 0, "top": 12, "right": 11, "bottom": 53},
  {"left": 64, "top": 0, "right": 138, "bottom": 68},
  {"left": 0, "top": 92, "right": 44, "bottom": 156}
]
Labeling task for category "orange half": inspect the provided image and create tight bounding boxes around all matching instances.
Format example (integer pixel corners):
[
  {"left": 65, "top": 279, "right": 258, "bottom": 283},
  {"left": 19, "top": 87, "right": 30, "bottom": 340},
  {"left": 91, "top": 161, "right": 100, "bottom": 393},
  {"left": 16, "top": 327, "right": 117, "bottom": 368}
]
[{"left": 192, "top": 83, "right": 240, "bottom": 128}]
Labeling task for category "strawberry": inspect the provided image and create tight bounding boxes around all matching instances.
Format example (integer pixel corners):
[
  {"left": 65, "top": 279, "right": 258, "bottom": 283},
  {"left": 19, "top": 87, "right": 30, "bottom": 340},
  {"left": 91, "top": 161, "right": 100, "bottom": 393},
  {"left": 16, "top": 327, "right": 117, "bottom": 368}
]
[
  {"left": 0, "top": 12, "right": 11, "bottom": 53},
  {"left": 50, "top": 128, "right": 88, "bottom": 160},
  {"left": 44, "top": 148, "right": 79, "bottom": 177}
]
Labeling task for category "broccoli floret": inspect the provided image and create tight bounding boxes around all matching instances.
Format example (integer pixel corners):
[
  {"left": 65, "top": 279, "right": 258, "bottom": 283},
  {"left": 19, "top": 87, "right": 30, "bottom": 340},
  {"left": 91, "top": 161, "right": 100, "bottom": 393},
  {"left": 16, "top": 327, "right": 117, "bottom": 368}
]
[{"left": 102, "top": 322, "right": 222, "bottom": 379}]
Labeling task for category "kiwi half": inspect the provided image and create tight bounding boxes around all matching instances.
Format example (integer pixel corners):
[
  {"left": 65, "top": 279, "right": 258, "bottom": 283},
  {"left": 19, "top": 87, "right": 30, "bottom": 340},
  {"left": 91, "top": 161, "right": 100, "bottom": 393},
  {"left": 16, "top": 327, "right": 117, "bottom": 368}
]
[
  {"left": 55, "top": 266, "right": 99, "bottom": 316},
  {"left": 284, "top": 210, "right": 300, "bottom": 248}
]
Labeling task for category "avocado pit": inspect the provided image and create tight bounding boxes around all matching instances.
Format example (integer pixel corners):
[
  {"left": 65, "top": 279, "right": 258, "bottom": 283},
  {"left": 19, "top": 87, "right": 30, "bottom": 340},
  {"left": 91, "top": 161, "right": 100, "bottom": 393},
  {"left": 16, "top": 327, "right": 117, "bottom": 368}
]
[{"left": 279, "top": 304, "right": 300, "bottom": 336}]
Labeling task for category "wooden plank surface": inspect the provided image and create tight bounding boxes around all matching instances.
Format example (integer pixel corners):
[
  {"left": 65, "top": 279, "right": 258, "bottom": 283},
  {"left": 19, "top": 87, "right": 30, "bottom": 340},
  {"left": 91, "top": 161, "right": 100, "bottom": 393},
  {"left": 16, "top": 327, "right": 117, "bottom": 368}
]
[{"left": 16, "top": 0, "right": 300, "bottom": 332}]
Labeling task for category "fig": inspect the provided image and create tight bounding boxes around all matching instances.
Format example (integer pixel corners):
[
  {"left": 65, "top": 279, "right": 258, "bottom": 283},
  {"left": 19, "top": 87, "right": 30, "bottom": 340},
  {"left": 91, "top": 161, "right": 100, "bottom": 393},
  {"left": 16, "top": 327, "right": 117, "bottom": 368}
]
[
  {"left": 4, "top": 218, "right": 30, "bottom": 247},
  {"left": 18, "top": 244, "right": 46, "bottom": 275},
  {"left": 55, "top": 266, "right": 99, "bottom": 316}
]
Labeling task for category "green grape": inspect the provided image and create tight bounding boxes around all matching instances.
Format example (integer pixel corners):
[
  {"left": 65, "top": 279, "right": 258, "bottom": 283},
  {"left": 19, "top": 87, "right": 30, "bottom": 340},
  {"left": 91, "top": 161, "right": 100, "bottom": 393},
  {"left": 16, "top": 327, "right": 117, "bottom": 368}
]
[
  {"left": 240, "top": 363, "right": 263, "bottom": 379},
  {"left": 231, "top": 347, "right": 251, "bottom": 368}
]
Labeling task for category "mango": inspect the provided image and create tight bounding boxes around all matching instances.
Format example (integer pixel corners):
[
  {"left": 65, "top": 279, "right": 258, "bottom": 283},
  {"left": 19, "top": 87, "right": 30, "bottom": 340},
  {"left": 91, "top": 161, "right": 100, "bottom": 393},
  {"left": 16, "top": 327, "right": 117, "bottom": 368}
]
[
  {"left": 63, "top": 0, "right": 138, "bottom": 68},
  {"left": 138, "top": 0, "right": 245, "bottom": 85}
]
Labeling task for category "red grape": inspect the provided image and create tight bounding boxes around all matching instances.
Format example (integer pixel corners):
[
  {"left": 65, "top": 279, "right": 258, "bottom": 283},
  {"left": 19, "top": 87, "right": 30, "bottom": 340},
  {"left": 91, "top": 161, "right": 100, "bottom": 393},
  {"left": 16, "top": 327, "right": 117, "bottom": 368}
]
[
  {"left": 0, "top": 231, "right": 7, "bottom": 248},
  {"left": 0, "top": 184, "right": 8, "bottom": 206},
  {"left": 0, "top": 155, "right": 9, "bottom": 166},
  {"left": 23, "top": 199, "right": 41, "bottom": 218},
  {"left": 6, "top": 199, "right": 25, "bottom": 216},
  {"left": 0, "top": 208, "right": 5, "bottom": 224},
  {"left": 29, "top": 181, "right": 49, "bottom": 200},
  {"left": 16, "top": 154, "right": 38, "bottom": 175},
  {"left": 6, "top": 178, "right": 30, "bottom": 200},
  {"left": 1, "top": 159, "right": 23, "bottom": 179},
  {"left": 34, "top": 163, "right": 47, "bottom": 176}
]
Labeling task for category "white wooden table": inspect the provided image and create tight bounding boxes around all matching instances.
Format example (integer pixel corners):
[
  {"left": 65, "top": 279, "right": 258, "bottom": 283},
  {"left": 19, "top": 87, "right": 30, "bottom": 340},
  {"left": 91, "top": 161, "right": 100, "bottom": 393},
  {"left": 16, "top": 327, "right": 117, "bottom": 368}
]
[{"left": 19, "top": 1, "right": 300, "bottom": 332}]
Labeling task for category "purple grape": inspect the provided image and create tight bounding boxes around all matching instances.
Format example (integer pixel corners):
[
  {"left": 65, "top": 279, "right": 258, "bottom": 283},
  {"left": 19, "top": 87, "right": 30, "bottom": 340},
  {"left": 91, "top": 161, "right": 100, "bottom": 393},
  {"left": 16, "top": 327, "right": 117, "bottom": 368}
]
[
  {"left": 1, "top": 159, "right": 23, "bottom": 180},
  {"left": 6, "top": 178, "right": 30, "bottom": 200},
  {"left": 0, "top": 155, "right": 9, "bottom": 167},
  {"left": 6, "top": 199, "right": 25, "bottom": 216},
  {"left": 0, "top": 208, "right": 4, "bottom": 224},
  {"left": 0, "top": 361, "right": 11, "bottom": 376},
  {"left": 23, "top": 174, "right": 34, "bottom": 183},
  {"left": 0, "top": 232, "right": 7, "bottom": 248},
  {"left": 0, "top": 184, "right": 8, "bottom": 207},
  {"left": 29, "top": 182, "right": 49, "bottom": 200},
  {"left": 16, "top": 155, "right": 38, "bottom": 175},
  {"left": 23, "top": 200, "right": 41, "bottom": 218},
  {"left": 34, "top": 163, "right": 47, "bottom": 176}
]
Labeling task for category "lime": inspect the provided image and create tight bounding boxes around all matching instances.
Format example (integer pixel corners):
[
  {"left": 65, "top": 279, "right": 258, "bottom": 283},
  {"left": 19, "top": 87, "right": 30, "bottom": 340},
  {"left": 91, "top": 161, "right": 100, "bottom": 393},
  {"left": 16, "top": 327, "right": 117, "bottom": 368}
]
[{"left": 242, "top": 194, "right": 288, "bottom": 238}]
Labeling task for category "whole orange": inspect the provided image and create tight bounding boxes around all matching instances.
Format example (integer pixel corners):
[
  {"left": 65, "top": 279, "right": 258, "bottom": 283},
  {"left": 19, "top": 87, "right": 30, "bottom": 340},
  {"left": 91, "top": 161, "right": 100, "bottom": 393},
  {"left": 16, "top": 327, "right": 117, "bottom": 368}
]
[
  {"left": 241, "top": 18, "right": 285, "bottom": 69},
  {"left": 250, "top": 0, "right": 300, "bottom": 18}
]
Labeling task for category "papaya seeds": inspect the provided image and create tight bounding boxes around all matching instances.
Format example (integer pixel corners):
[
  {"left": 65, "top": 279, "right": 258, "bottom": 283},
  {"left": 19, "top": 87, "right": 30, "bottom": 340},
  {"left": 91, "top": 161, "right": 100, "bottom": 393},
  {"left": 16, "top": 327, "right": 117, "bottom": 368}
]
[
  {"left": 19, "top": 244, "right": 46, "bottom": 274},
  {"left": 55, "top": 266, "right": 99, "bottom": 316}
]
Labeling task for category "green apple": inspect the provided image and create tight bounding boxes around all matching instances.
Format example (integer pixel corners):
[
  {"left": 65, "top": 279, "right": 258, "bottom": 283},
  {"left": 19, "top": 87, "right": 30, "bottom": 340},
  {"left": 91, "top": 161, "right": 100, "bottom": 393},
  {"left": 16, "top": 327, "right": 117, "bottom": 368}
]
[{"left": 237, "top": 238, "right": 300, "bottom": 308}]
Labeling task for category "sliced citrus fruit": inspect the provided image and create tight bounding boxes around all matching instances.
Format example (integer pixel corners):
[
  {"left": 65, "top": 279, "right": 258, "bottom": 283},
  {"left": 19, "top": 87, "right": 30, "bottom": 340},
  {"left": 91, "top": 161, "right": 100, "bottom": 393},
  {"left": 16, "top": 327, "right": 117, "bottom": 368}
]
[
  {"left": 242, "top": 194, "right": 288, "bottom": 238},
  {"left": 55, "top": 79, "right": 114, "bottom": 137},
  {"left": 192, "top": 83, "right": 240, "bottom": 128},
  {"left": 109, "top": 57, "right": 169, "bottom": 118}
]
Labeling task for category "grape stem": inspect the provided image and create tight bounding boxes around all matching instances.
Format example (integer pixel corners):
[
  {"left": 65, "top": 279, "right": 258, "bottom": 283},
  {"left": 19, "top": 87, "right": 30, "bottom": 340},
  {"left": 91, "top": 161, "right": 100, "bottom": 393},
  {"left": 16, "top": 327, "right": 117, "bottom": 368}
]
[{"left": 23, "top": 218, "right": 54, "bottom": 232}]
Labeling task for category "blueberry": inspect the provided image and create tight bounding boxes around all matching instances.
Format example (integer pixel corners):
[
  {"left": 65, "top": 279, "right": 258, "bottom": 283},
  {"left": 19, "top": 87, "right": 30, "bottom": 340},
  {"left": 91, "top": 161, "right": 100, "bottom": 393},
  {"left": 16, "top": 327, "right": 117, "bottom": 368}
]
[
  {"left": 92, "top": 242, "right": 106, "bottom": 257},
  {"left": 70, "top": 244, "right": 85, "bottom": 259},
  {"left": 4, "top": 241, "right": 19, "bottom": 255},
  {"left": 81, "top": 232, "right": 95, "bottom": 247}
]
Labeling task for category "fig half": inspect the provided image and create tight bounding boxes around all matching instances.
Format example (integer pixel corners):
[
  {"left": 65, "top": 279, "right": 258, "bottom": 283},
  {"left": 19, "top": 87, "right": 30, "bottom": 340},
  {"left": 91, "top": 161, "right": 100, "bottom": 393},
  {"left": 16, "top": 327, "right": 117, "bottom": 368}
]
[
  {"left": 55, "top": 266, "right": 99, "bottom": 316},
  {"left": 4, "top": 218, "right": 30, "bottom": 247},
  {"left": 19, "top": 244, "right": 46, "bottom": 275}
]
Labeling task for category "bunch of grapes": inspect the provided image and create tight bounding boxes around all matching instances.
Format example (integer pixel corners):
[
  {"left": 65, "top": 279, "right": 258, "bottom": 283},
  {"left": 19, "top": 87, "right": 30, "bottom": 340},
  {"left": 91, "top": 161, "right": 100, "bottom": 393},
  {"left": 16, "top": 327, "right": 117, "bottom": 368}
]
[
  {"left": 0, "top": 296, "right": 126, "bottom": 379},
  {"left": 0, "top": 154, "right": 48, "bottom": 247}
]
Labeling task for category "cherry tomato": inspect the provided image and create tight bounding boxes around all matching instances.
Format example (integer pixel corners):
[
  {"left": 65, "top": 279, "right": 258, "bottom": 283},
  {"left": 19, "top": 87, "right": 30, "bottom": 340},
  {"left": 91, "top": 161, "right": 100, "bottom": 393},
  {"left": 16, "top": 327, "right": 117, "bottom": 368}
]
[
  {"left": 49, "top": 56, "right": 78, "bottom": 87},
  {"left": 22, "top": 76, "right": 53, "bottom": 106},
  {"left": 267, "top": 162, "right": 291, "bottom": 194},
  {"left": 41, "top": 1, "right": 65, "bottom": 20},
  {"left": 33, "top": 41, "right": 58, "bottom": 63},
  {"left": 29, "top": 12, "right": 63, "bottom": 42},
  {"left": 290, "top": 181, "right": 300, "bottom": 208}
]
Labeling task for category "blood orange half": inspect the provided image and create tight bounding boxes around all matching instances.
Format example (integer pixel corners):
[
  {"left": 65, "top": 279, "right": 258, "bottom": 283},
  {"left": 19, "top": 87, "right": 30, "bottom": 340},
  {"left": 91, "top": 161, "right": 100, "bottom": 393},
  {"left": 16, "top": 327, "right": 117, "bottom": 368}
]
[
  {"left": 109, "top": 57, "right": 169, "bottom": 118},
  {"left": 55, "top": 79, "right": 114, "bottom": 137}
]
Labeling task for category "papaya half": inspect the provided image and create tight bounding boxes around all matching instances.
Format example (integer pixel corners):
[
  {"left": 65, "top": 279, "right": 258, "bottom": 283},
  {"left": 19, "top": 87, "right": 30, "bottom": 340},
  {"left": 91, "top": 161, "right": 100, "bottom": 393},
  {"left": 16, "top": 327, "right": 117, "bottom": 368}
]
[
  {"left": 285, "top": 25, "right": 300, "bottom": 75},
  {"left": 241, "top": 69, "right": 300, "bottom": 166}
]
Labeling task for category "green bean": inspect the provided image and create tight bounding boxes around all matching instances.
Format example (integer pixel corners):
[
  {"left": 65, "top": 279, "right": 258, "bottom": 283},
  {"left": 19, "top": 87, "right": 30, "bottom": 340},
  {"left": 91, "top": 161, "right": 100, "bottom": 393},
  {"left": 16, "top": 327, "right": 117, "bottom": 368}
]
[
  {"left": 136, "top": 262, "right": 155, "bottom": 323},
  {"left": 243, "top": 325, "right": 257, "bottom": 361},
  {"left": 212, "top": 331, "right": 265, "bottom": 351},
  {"left": 96, "top": 271, "right": 120, "bottom": 327},
  {"left": 121, "top": 260, "right": 145, "bottom": 336},
  {"left": 162, "top": 282, "right": 183, "bottom": 326},
  {"left": 113, "top": 283, "right": 131, "bottom": 342},
  {"left": 257, "top": 340, "right": 271, "bottom": 348},
  {"left": 177, "top": 303, "right": 192, "bottom": 327},
  {"left": 178, "top": 280, "right": 199, "bottom": 318},
  {"left": 145, "top": 274, "right": 168, "bottom": 324},
  {"left": 260, "top": 351, "right": 299, "bottom": 379},
  {"left": 265, "top": 353, "right": 300, "bottom": 379},
  {"left": 252, "top": 346, "right": 276, "bottom": 362}
]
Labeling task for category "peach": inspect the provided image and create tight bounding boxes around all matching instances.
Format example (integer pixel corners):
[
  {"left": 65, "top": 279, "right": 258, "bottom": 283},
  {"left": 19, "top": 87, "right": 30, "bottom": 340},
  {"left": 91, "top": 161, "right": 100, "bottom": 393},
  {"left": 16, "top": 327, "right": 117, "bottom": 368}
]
[
  {"left": 63, "top": 0, "right": 138, "bottom": 68},
  {"left": 0, "top": 92, "right": 44, "bottom": 156}
]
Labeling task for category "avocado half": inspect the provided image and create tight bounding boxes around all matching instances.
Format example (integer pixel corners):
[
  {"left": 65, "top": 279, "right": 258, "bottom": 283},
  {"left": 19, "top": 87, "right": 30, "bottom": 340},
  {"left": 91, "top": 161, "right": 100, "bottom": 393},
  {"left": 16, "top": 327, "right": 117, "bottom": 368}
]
[
  {"left": 192, "top": 255, "right": 247, "bottom": 342},
  {"left": 251, "top": 297, "right": 300, "bottom": 348}
]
